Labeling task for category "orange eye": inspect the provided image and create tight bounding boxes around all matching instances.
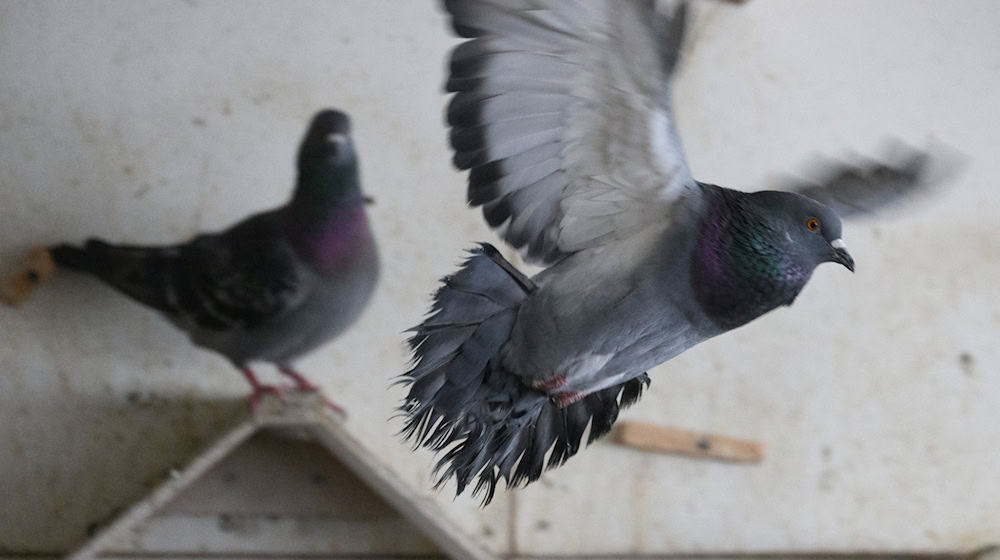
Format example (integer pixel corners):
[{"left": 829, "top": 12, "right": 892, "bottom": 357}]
[{"left": 806, "top": 217, "right": 821, "bottom": 232}]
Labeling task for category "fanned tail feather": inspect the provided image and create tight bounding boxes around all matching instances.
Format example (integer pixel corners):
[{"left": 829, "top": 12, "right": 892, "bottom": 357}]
[{"left": 399, "top": 243, "right": 651, "bottom": 505}]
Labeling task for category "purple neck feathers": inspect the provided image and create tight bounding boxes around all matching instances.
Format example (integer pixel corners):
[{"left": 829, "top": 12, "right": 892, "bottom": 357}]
[
  {"left": 690, "top": 188, "right": 811, "bottom": 330},
  {"left": 287, "top": 203, "right": 371, "bottom": 272}
]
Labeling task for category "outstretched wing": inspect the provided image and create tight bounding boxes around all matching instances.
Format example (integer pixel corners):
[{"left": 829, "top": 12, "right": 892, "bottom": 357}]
[
  {"left": 445, "top": 0, "right": 696, "bottom": 265},
  {"left": 784, "top": 141, "right": 960, "bottom": 219},
  {"left": 175, "top": 212, "right": 309, "bottom": 331}
]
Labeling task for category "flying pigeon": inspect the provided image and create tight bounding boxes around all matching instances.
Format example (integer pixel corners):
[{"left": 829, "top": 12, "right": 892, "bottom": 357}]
[
  {"left": 51, "top": 109, "right": 379, "bottom": 411},
  {"left": 399, "top": 0, "right": 939, "bottom": 504}
]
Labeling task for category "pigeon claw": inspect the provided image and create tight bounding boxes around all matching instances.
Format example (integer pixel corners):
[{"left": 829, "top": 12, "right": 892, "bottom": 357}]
[
  {"left": 316, "top": 395, "right": 347, "bottom": 418},
  {"left": 551, "top": 390, "right": 584, "bottom": 408},
  {"left": 248, "top": 384, "right": 286, "bottom": 409},
  {"left": 533, "top": 373, "right": 568, "bottom": 392},
  {"left": 278, "top": 366, "right": 347, "bottom": 418},
  {"left": 239, "top": 366, "right": 287, "bottom": 408}
]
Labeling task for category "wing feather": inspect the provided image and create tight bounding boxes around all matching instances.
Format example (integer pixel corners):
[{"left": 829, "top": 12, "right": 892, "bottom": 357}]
[
  {"left": 177, "top": 213, "right": 308, "bottom": 332},
  {"left": 444, "top": 0, "right": 695, "bottom": 265},
  {"left": 784, "top": 140, "right": 959, "bottom": 218}
]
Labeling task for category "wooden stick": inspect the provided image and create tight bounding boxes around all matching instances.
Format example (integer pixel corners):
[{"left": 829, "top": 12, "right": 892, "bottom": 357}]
[
  {"left": 1, "top": 247, "right": 56, "bottom": 306},
  {"left": 613, "top": 420, "right": 764, "bottom": 463}
]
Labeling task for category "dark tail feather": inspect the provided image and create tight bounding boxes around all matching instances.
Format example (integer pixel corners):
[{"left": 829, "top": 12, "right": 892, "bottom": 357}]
[
  {"left": 49, "top": 244, "right": 94, "bottom": 272},
  {"left": 49, "top": 239, "right": 179, "bottom": 314},
  {"left": 399, "top": 243, "right": 651, "bottom": 505}
]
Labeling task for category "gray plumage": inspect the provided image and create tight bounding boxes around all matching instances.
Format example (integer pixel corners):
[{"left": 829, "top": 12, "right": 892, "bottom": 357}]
[
  {"left": 51, "top": 109, "right": 378, "bottom": 404},
  {"left": 400, "top": 0, "right": 945, "bottom": 504}
]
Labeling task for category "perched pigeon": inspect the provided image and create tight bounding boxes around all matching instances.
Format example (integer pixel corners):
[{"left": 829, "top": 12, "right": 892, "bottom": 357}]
[
  {"left": 51, "top": 109, "right": 378, "bottom": 410},
  {"left": 399, "top": 0, "right": 938, "bottom": 504}
]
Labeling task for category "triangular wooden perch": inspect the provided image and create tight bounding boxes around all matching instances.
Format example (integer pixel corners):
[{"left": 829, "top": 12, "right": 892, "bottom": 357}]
[{"left": 67, "top": 392, "right": 496, "bottom": 560}]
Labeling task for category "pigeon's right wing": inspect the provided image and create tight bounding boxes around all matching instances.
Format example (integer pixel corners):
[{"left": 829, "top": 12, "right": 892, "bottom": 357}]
[
  {"left": 173, "top": 214, "right": 309, "bottom": 332},
  {"left": 783, "top": 142, "right": 958, "bottom": 218},
  {"left": 445, "top": 0, "right": 697, "bottom": 266}
]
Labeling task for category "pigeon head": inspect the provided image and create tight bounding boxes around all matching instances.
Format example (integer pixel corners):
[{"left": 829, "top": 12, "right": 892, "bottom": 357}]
[
  {"left": 297, "top": 109, "right": 356, "bottom": 174},
  {"left": 746, "top": 190, "right": 855, "bottom": 273},
  {"left": 691, "top": 186, "right": 855, "bottom": 330},
  {"left": 291, "top": 109, "right": 365, "bottom": 212}
]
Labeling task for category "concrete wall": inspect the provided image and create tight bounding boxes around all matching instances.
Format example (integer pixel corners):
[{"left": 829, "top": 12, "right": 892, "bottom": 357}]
[{"left": 1, "top": 0, "right": 997, "bottom": 556}]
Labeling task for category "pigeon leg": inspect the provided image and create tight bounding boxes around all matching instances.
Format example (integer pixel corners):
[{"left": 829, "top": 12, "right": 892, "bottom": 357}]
[
  {"left": 239, "top": 366, "right": 285, "bottom": 408},
  {"left": 551, "top": 390, "right": 584, "bottom": 408},
  {"left": 533, "top": 373, "right": 567, "bottom": 392},
  {"left": 277, "top": 366, "right": 346, "bottom": 417}
]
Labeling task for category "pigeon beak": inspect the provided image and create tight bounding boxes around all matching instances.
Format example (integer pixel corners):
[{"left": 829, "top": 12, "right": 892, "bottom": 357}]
[
  {"left": 830, "top": 238, "right": 855, "bottom": 272},
  {"left": 363, "top": 194, "right": 375, "bottom": 205}
]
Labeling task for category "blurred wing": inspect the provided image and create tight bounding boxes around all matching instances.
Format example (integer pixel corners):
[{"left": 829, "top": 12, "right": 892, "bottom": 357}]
[
  {"left": 176, "top": 216, "right": 309, "bottom": 331},
  {"left": 445, "top": 0, "right": 696, "bottom": 265},
  {"left": 785, "top": 141, "right": 961, "bottom": 218}
]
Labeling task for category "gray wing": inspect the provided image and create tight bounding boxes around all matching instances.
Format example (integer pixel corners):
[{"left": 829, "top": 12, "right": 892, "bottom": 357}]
[
  {"left": 784, "top": 141, "right": 960, "bottom": 218},
  {"left": 176, "top": 212, "right": 310, "bottom": 332},
  {"left": 445, "top": 0, "right": 696, "bottom": 265}
]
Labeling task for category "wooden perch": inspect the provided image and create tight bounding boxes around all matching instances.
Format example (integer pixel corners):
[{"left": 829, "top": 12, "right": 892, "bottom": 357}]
[
  {"left": 1, "top": 247, "right": 56, "bottom": 306},
  {"left": 613, "top": 420, "right": 764, "bottom": 463}
]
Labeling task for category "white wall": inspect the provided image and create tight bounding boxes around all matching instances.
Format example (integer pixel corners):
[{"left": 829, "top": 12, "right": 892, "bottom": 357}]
[{"left": 0, "top": 0, "right": 997, "bottom": 556}]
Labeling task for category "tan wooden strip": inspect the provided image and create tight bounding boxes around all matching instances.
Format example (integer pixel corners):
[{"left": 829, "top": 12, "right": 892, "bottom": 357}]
[{"left": 613, "top": 420, "right": 764, "bottom": 463}]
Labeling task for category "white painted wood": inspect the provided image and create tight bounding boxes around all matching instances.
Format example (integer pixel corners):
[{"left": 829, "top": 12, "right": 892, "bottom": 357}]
[
  {"left": 116, "top": 516, "right": 440, "bottom": 556},
  {"left": 68, "top": 420, "right": 257, "bottom": 560},
  {"left": 67, "top": 393, "right": 495, "bottom": 560}
]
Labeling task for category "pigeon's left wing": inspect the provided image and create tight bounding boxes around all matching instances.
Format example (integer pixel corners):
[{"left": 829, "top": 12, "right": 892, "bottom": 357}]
[
  {"left": 784, "top": 142, "right": 957, "bottom": 218},
  {"left": 446, "top": 0, "right": 696, "bottom": 266},
  {"left": 176, "top": 213, "right": 309, "bottom": 331}
]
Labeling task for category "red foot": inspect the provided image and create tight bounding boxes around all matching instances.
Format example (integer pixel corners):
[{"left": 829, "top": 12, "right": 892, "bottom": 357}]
[
  {"left": 551, "top": 390, "right": 584, "bottom": 408},
  {"left": 534, "top": 373, "right": 567, "bottom": 392},
  {"left": 239, "top": 367, "right": 286, "bottom": 408},
  {"left": 278, "top": 366, "right": 347, "bottom": 417}
]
